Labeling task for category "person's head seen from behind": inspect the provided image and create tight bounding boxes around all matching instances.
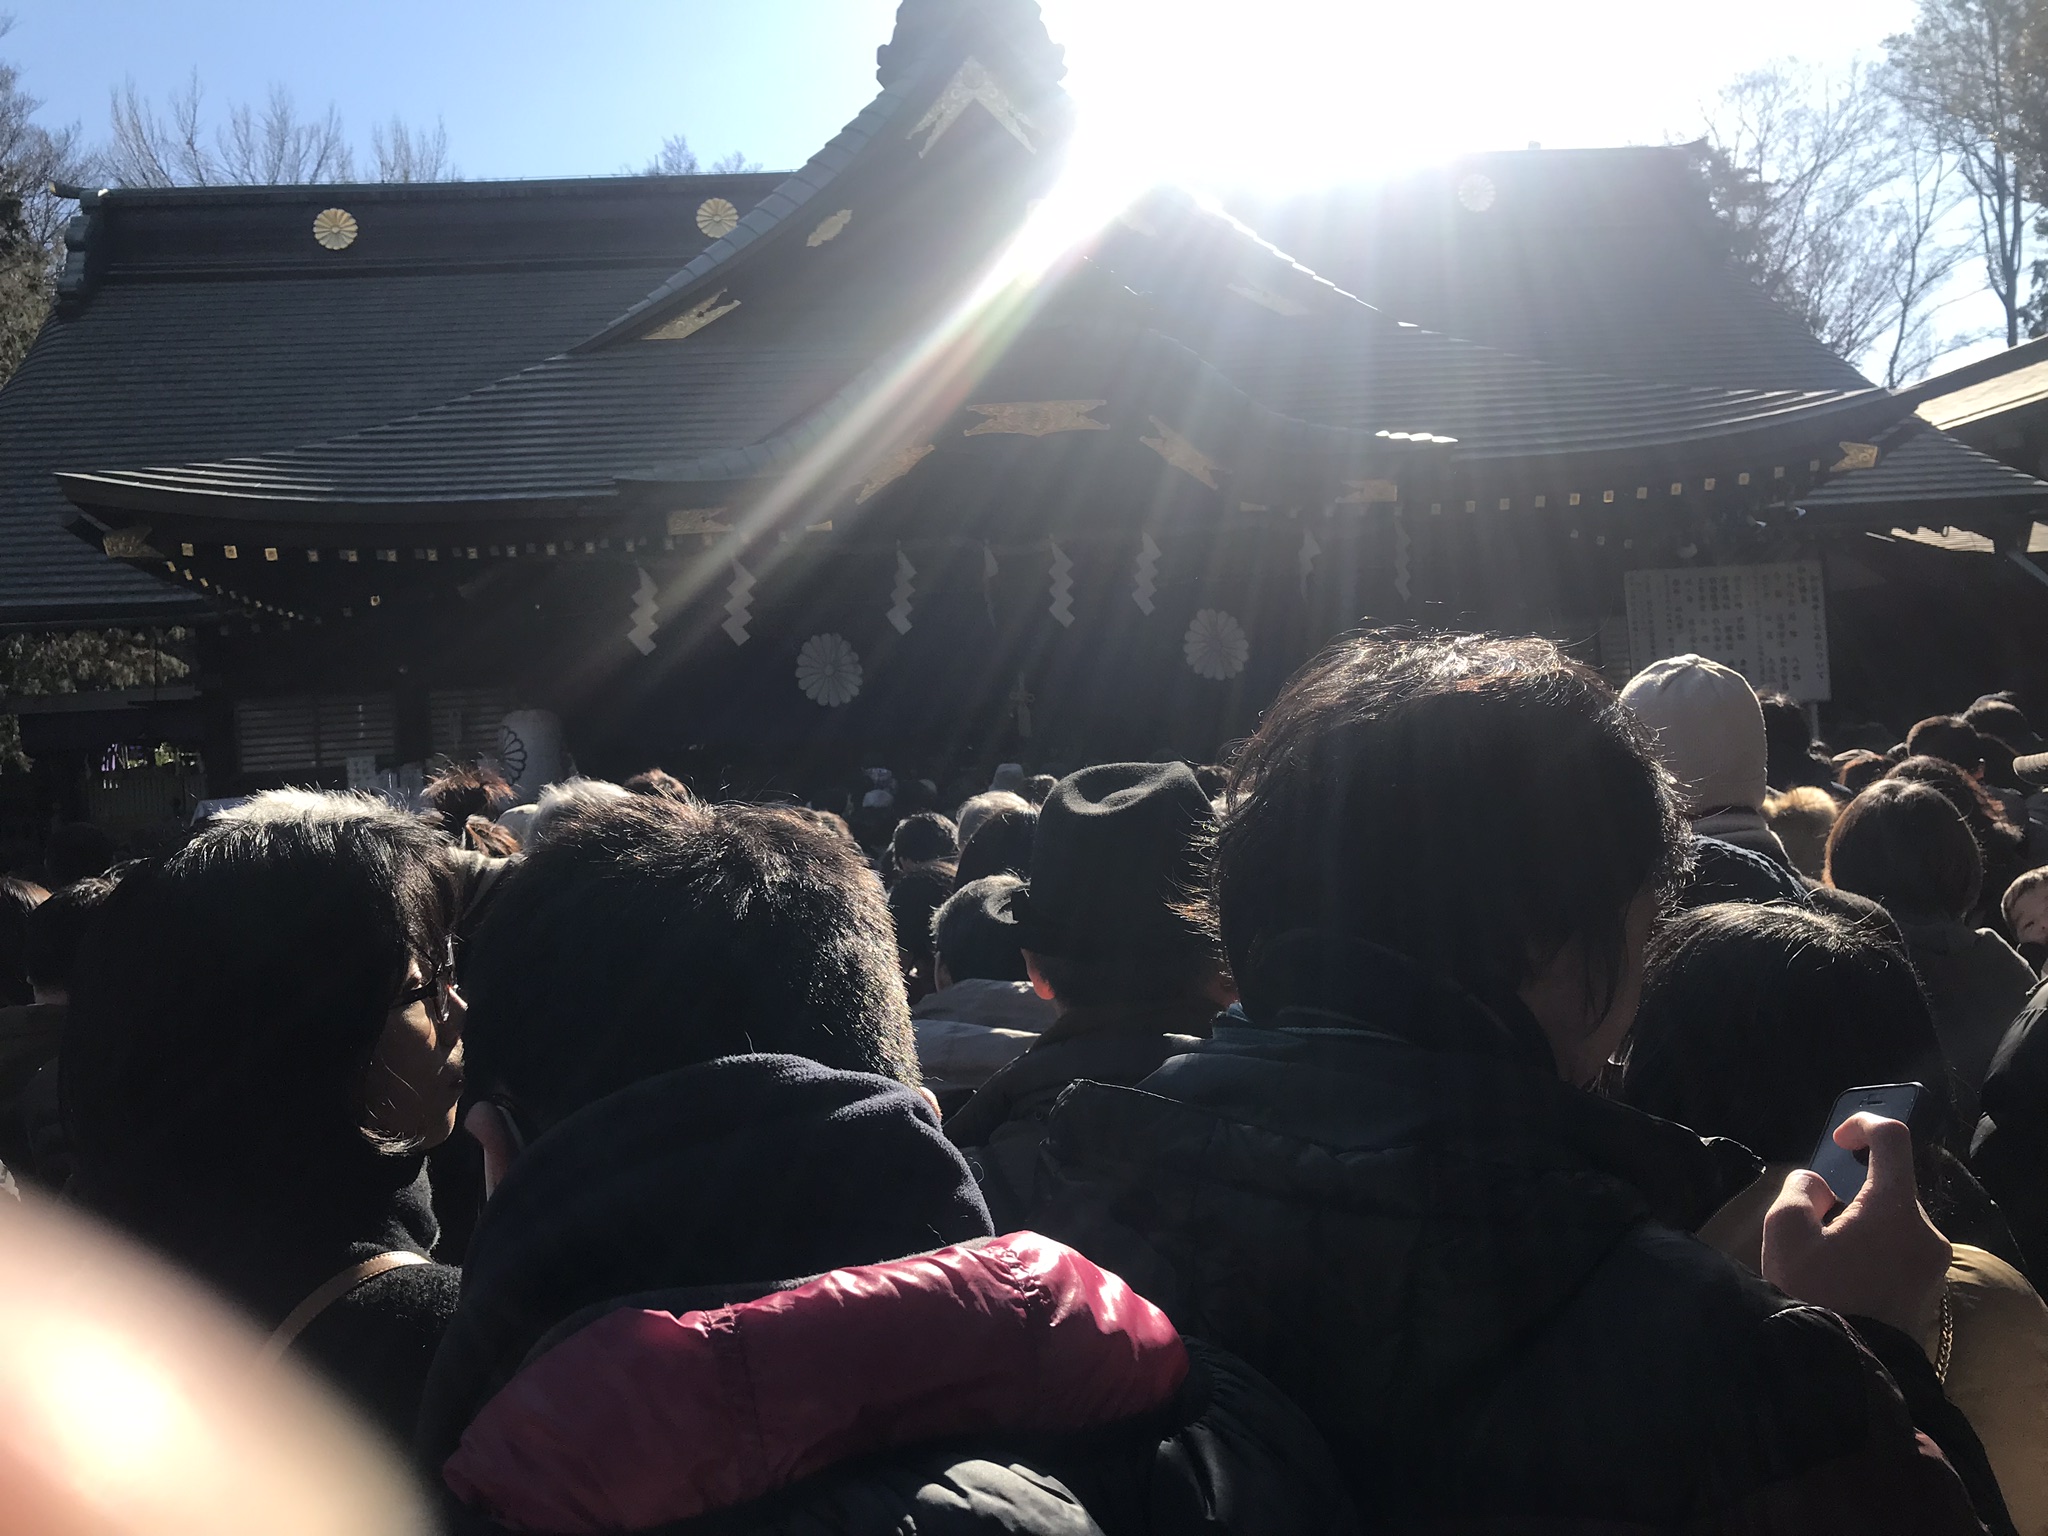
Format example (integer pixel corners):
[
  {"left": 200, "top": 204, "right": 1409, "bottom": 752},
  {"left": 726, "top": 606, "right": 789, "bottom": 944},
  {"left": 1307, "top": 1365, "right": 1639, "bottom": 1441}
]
[
  {"left": 1826, "top": 779, "right": 1982, "bottom": 926},
  {"left": 990, "top": 764, "right": 1226, "bottom": 1018},
  {"left": 955, "top": 805, "right": 1036, "bottom": 883},
  {"left": 23, "top": 875, "right": 117, "bottom": 1005},
  {"left": 0, "top": 876, "right": 47, "bottom": 1008},
  {"left": 1618, "top": 902, "right": 1956, "bottom": 1165},
  {"left": 1219, "top": 632, "right": 1687, "bottom": 1086},
  {"left": 932, "top": 875, "right": 1032, "bottom": 988},
  {"left": 460, "top": 794, "right": 918, "bottom": 1187},
  {"left": 1906, "top": 716, "right": 1986, "bottom": 779}
]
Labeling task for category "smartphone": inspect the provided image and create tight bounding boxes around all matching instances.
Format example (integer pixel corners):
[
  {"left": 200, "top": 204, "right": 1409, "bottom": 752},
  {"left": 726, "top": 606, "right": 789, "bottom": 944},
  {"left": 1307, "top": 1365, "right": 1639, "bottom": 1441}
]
[{"left": 1807, "top": 1082, "right": 1928, "bottom": 1217}]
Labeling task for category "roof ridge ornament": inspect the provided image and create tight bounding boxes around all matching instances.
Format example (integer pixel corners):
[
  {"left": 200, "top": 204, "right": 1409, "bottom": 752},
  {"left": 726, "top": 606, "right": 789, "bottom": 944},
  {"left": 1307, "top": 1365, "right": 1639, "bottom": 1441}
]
[{"left": 877, "top": 0, "right": 1065, "bottom": 91}]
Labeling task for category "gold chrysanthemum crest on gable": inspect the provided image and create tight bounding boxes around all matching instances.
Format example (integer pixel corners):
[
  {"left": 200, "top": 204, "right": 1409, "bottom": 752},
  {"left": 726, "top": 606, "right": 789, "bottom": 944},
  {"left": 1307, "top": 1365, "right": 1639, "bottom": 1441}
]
[
  {"left": 695, "top": 198, "right": 741, "bottom": 239},
  {"left": 910, "top": 57, "right": 1035, "bottom": 158},
  {"left": 642, "top": 291, "right": 741, "bottom": 342},
  {"left": 312, "top": 208, "right": 358, "bottom": 250}
]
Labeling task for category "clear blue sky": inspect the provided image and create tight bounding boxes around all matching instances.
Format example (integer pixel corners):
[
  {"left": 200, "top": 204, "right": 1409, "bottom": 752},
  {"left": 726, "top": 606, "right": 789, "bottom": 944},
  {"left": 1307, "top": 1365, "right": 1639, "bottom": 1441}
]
[
  {"left": 18, "top": 0, "right": 1996, "bottom": 373},
  {"left": 8, "top": 0, "right": 1918, "bottom": 188}
]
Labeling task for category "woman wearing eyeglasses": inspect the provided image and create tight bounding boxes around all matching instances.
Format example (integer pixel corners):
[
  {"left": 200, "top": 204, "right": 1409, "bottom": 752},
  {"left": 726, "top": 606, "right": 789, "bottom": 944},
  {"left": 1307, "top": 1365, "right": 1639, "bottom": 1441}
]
[{"left": 61, "top": 790, "right": 468, "bottom": 1440}]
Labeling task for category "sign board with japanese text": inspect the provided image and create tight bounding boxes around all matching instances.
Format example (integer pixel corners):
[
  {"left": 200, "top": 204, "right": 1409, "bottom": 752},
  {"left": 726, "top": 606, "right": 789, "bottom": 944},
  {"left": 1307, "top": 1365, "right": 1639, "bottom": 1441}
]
[{"left": 1624, "top": 561, "right": 1829, "bottom": 702}]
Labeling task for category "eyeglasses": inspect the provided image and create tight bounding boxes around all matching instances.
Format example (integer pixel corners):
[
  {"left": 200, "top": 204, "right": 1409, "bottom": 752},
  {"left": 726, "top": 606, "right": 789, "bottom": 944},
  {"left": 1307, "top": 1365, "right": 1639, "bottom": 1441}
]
[{"left": 398, "top": 940, "right": 462, "bottom": 1024}]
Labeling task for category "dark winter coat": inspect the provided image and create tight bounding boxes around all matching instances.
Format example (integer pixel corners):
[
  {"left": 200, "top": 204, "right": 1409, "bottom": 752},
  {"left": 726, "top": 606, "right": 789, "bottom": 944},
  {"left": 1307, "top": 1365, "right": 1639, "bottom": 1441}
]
[
  {"left": 1899, "top": 918, "right": 2037, "bottom": 1121},
  {"left": 947, "top": 999, "right": 1212, "bottom": 1229},
  {"left": 1031, "top": 939, "right": 1995, "bottom": 1534},
  {"left": 1974, "top": 978, "right": 2048, "bottom": 1281},
  {"left": 0, "top": 1001, "right": 62, "bottom": 1176},
  {"left": 77, "top": 1147, "right": 459, "bottom": 1441},
  {"left": 420, "top": 1054, "right": 1356, "bottom": 1536}
]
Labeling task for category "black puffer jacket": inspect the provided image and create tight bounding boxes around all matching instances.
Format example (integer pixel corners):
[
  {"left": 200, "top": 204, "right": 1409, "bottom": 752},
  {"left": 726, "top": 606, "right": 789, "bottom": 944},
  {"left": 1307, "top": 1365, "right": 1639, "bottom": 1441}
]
[
  {"left": 1033, "top": 942, "right": 1993, "bottom": 1534},
  {"left": 947, "top": 1000, "right": 1212, "bottom": 1230}
]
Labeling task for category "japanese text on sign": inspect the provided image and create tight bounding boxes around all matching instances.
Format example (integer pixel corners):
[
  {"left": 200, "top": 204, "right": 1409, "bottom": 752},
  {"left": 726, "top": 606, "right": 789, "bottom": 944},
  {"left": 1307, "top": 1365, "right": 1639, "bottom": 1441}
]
[{"left": 1624, "top": 561, "right": 1829, "bottom": 702}]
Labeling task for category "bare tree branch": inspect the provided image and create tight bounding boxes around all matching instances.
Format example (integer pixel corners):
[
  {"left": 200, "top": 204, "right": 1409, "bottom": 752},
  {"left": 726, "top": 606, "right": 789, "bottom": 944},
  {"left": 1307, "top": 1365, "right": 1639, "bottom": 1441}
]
[
  {"left": 104, "top": 77, "right": 454, "bottom": 188},
  {"left": 1886, "top": 0, "right": 2033, "bottom": 346},
  {"left": 640, "top": 135, "right": 701, "bottom": 176},
  {"left": 1695, "top": 58, "right": 1969, "bottom": 379},
  {"left": 372, "top": 115, "right": 453, "bottom": 182}
]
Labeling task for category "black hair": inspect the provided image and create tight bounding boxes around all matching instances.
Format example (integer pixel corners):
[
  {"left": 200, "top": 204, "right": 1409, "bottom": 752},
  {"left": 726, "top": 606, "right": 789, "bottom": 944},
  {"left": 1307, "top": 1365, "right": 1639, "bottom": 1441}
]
[
  {"left": 932, "top": 876, "right": 1030, "bottom": 984},
  {"left": 1217, "top": 631, "right": 1687, "bottom": 1021},
  {"left": 463, "top": 796, "right": 917, "bottom": 1132},
  {"left": 955, "top": 807, "right": 1037, "bottom": 884},
  {"left": 423, "top": 764, "right": 515, "bottom": 835},
  {"left": 623, "top": 767, "right": 694, "bottom": 802},
  {"left": 1885, "top": 754, "right": 2027, "bottom": 874},
  {"left": 0, "top": 875, "right": 48, "bottom": 1007},
  {"left": 1023, "top": 774, "right": 1058, "bottom": 806},
  {"left": 890, "top": 812, "right": 959, "bottom": 868},
  {"left": 23, "top": 875, "right": 117, "bottom": 994},
  {"left": 43, "top": 823, "right": 114, "bottom": 887},
  {"left": 1834, "top": 749, "right": 1890, "bottom": 795},
  {"left": 63, "top": 793, "right": 460, "bottom": 1217},
  {"left": 1965, "top": 697, "right": 2034, "bottom": 745},
  {"left": 1906, "top": 715, "right": 1985, "bottom": 774},
  {"left": 1757, "top": 691, "right": 1834, "bottom": 791},
  {"left": 1827, "top": 779, "right": 1982, "bottom": 924},
  {"left": 1618, "top": 901, "right": 1959, "bottom": 1162},
  {"left": 888, "top": 865, "right": 955, "bottom": 991}
]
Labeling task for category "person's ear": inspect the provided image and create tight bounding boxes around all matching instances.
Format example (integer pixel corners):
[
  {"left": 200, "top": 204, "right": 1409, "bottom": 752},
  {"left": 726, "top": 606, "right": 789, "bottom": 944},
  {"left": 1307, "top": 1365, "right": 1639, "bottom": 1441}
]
[
  {"left": 1022, "top": 951, "right": 1055, "bottom": 1002},
  {"left": 464, "top": 1101, "right": 524, "bottom": 1199},
  {"left": 933, "top": 957, "right": 955, "bottom": 992},
  {"left": 915, "top": 1085, "right": 943, "bottom": 1121}
]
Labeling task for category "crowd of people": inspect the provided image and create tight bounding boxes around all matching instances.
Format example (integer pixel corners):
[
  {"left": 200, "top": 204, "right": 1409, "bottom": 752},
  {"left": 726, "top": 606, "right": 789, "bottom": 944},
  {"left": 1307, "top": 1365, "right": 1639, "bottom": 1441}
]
[{"left": 12, "top": 634, "right": 2048, "bottom": 1532}]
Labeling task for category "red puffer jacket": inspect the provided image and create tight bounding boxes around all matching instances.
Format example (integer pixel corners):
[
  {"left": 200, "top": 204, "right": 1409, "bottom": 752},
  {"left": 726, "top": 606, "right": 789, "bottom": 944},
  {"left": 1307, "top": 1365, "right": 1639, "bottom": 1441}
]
[{"left": 442, "top": 1232, "right": 1352, "bottom": 1536}]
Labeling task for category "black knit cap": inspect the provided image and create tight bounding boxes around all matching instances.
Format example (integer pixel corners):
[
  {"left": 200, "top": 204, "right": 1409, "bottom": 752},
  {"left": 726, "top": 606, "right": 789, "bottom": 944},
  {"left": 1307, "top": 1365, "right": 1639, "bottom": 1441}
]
[{"left": 995, "top": 762, "right": 1215, "bottom": 960}]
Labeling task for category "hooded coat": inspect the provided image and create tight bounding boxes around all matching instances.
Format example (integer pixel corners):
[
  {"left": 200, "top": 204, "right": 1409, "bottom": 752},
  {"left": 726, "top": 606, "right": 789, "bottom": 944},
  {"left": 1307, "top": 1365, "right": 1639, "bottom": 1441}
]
[{"left": 419, "top": 1054, "right": 1355, "bottom": 1536}]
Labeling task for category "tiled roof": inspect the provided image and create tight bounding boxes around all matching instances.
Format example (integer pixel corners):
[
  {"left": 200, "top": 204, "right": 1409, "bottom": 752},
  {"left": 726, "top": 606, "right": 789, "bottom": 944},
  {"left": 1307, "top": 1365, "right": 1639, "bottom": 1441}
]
[
  {"left": 0, "top": 175, "right": 778, "bottom": 621},
  {"left": 1239, "top": 146, "right": 1869, "bottom": 394},
  {"left": 1800, "top": 417, "right": 2048, "bottom": 517},
  {"left": 1915, "top": 338, "right": 2048, "bottom": 431}
]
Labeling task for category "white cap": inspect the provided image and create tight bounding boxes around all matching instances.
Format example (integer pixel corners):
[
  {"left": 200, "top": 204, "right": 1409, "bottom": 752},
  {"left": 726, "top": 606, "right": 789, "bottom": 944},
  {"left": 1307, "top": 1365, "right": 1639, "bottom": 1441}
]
[{"left": 1619, "top": 654, "right": 1768, "bottom": 815}]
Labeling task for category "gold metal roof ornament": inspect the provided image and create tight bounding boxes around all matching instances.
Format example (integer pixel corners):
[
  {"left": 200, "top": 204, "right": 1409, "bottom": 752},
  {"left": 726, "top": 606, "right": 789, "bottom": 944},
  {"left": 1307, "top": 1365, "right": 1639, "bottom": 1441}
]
[
  {"left": 807, "top": 209, "right": 854, "bottom": 248},
  {"left": 910, "top": 56, "right": 1035, "bottom": 158},
  {"left": 695, "top": 198, "right": 741, "bottom": 239},
  {"left": 665, "top": 508, "right": 733, "bottom": 536},
  {"left": 312, "top": 208, "right": 358, "bottom": 250},
  {"left": 1337, "top": 479, "right": 1400, "bottom": 505},
  {"left": 643, "top": 290, "right": 741, "bottom": 342},
  {"left": 964, "top": 401, "right": 1109, "bottom": 438},
  {"left": 101, "top": 525, "right": 157, "bottom": 558},
  {"left": 1141, "top": 416, "right": 1224, "bottom": 489},
  {"left": 856, "top": 442, "right": 936, "bottom": 504},
  {"left": 1832, "top": 442, "right": 1882, "bottom": 472}
]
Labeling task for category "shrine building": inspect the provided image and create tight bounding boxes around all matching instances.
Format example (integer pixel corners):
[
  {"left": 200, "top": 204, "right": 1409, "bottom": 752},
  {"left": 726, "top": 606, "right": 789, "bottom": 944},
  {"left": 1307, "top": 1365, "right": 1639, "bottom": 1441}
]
[{"left": 2, "top": 0, "right": 2045, "bottom": 823}]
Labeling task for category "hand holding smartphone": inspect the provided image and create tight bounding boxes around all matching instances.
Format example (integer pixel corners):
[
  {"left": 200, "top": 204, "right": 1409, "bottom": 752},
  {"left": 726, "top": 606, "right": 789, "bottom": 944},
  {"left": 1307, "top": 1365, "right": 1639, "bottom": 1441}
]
[{"left": 1807, "top": 1083, "right": 1929, "bottom": 1219}]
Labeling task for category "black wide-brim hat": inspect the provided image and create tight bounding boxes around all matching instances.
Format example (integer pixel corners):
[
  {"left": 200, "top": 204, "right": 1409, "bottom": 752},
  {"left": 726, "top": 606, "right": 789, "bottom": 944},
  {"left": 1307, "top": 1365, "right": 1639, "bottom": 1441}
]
[{"left": 993, "top": 762, "right": 1216, "bottom": 960}]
